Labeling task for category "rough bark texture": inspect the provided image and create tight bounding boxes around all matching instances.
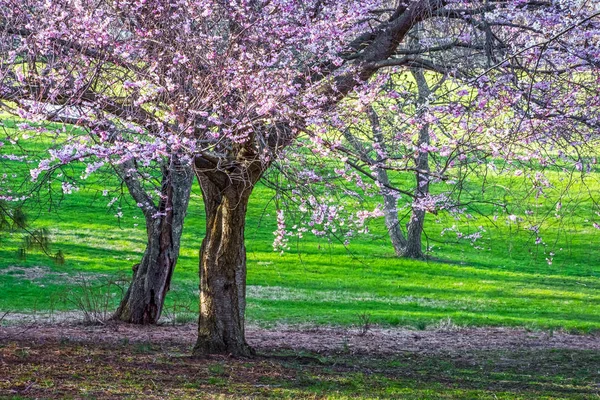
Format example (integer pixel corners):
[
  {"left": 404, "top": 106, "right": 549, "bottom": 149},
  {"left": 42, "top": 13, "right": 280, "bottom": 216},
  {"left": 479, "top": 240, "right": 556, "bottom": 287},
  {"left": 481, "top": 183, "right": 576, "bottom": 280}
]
[
  {"left": 113, "top": 159, "right": 194, "bottom": 324},
  {"left": 192, "top": 171, "right": 258, "bottom": 357}
]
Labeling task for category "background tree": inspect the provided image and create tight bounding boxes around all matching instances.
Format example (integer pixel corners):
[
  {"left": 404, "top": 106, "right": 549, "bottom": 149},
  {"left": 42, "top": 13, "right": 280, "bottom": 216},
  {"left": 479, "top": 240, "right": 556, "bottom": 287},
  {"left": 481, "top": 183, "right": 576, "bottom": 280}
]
[
  {"left": 341, "top": 68, "right": 434, "bottom": 258},
  {"left": 311, "top": 3, "right": 600, "bottom": 259}
]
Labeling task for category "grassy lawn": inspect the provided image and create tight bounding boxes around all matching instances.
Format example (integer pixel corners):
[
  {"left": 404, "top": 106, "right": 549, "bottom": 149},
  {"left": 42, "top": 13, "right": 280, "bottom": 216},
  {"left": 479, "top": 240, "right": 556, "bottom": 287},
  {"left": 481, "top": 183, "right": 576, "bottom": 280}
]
[
  {"left": 0, "top": 117, "right": 599, "bottom": 333},
  {"left": 0, "top": 182, "right": 598, "bottom": 332}
]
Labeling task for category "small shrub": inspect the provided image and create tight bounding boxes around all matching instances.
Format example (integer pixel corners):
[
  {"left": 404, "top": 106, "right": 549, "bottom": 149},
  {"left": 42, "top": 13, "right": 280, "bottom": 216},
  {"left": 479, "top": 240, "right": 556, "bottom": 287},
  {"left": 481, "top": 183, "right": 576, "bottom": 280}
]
[
  {"left": 208, "top": 364, "right": 226, "bottom": 376},
  {"left": 63, "top": 274, "right": 126, "bottom": 325},
  {"left": 430, "top": 317, "right": 461, "bottom": 332},
  {"left": 53, "top": 250, "right": 65, "bottom": 266},
  {"left": 415, "top": 320, "right": 428, "bottom": 330},
  {"left": 133, "top": 342, "right": 154, "bottom": 354},
  {"left": 356, "top": 312, "right": 372, "bottom": 336},
  {"left": 162, "top": 298, "right": 196, "bottom": 325}
]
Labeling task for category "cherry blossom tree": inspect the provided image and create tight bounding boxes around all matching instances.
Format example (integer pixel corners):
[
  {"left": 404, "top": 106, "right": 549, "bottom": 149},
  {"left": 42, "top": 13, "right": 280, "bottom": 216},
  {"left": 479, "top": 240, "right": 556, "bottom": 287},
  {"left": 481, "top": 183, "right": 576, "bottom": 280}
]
[
  {"left": 0, "top": 113, "right": 194, "bottom": 324},
  {"left": 340, "top": 68, "right": 434, "bottom": 258},
  {"left": 312, "top": 2, "right": 600, "bottom": 259},
  {"left": 111, "top": 156, "right": 193, "bottom": 324},
  {"left": 1, "top": 0, "right": 599, "bottom": 356}
]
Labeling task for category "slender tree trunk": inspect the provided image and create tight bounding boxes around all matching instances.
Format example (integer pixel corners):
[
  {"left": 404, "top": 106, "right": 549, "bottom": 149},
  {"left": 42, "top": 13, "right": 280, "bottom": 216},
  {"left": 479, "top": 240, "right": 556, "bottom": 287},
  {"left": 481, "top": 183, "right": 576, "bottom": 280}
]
[
  {"left": 403, "top": 122, "right": 429, "bottom": 258},
  {"left": 364, "top": 68, "right": 431, "bottom": 259},
  {"left": 404, "top": 186, "right": 427, "bottom": 258},
  {"left": 375, "top": 162, "right": 426, "bottom": 258},
  {"left": 374, "top": 155, "right": 407, "bottom": 257},
  {"left": 192, "top": 172, "right": 256, "bottom": 357},
  {"left": 403, "top": 68, "right": 432, "bottom": 259},
  {"left": 113, "top": 159, "right": 193, "bottom": 324},
  {"left": 366, "top": 106, "right": 413, "bottom": 257}
]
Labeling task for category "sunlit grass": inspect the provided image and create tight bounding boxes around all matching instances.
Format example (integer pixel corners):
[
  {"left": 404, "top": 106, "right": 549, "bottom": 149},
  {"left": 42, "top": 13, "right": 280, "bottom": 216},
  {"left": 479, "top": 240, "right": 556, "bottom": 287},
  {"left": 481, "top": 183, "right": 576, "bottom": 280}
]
[{"left": 0, "top": 117, "right": 599, "bottom": 332}]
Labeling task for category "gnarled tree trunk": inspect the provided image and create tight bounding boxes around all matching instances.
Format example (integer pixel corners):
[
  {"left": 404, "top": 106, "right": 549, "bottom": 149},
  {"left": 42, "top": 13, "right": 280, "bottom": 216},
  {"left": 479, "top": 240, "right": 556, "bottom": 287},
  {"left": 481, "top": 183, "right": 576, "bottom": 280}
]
[
  {"left": 113, "top": 159, "right": 194, "bottom": 324},
  {"left": 192, "top": 172, "right": 257, "bottom": 357}
]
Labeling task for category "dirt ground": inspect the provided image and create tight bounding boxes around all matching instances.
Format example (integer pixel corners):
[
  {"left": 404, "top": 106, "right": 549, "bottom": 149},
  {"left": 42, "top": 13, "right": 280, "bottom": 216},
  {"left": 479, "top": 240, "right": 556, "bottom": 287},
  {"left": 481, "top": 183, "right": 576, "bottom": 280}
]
[
  {"left": 1, "top": 322, "right": 599, "bottom": 399},
  {"left": 1, "top": 322, "right": 599, "bottom": 355}
]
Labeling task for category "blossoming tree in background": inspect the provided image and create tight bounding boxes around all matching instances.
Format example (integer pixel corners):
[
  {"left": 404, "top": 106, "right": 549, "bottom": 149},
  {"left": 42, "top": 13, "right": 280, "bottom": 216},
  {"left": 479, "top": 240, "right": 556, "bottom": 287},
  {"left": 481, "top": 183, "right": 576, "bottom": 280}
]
[{"left": 296, "top": 2, "right": 600, "bottom": 259}]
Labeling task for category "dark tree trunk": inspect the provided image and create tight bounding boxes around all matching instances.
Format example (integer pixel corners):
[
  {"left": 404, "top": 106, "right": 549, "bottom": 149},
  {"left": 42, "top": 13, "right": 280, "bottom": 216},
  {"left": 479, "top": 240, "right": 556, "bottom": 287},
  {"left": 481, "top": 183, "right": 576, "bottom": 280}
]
[
  {"left": 113, "top": 159, "right": 193, "bottom": 324},
  {"left": 192, "top": 173, "right": 256, "bottom": 357},
  {"left": 404, "top": 200, "right": 426, "bottom": 258}
]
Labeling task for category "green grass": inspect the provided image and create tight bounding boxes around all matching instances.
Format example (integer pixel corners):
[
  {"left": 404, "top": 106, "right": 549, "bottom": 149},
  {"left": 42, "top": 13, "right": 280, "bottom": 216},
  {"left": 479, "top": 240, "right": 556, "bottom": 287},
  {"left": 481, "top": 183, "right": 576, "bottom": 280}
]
[{"left": 0, "top": 117, "right": 599, "bottom": 333}]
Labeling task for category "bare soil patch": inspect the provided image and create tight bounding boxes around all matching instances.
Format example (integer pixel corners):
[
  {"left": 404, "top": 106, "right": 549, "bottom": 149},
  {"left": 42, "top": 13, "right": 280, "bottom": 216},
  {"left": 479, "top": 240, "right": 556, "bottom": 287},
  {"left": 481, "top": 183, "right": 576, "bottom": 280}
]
[
  {"left": 0, "top": 266, "right": 109, "bottom": 285},
  {"left": 1, "top": 321, "right": 599, "bottom": 399},
  {"left": 1, "top": 321, "right": 598, "bottom": 355}
]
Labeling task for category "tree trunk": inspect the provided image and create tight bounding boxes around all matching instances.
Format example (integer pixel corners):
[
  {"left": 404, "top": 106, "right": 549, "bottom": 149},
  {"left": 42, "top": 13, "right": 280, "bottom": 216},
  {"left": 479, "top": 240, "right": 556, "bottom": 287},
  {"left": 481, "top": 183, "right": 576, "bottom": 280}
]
[
  {"left": 403, "top": 124, "right": 429, "bottom": 259},
  {"left": 364, "top": 106, "right": 415, "bottom": 257},
  {"left": 113, "top": 159, "right": 193, "bottom": 324},
  {"left": 366, "top": 67, "right": 431, "bottom": 259},
  {"left": 375, "top": 168, "right": 408, "bottom": 256},
  {"left": 403, "top": 68, "right": 432, "bottom": 259},
  {"left": 404, "top": 200, "right": 426, "bottom": 258},
  {"left": 192, "top": 173, "right": 256, "bottom": 357}
]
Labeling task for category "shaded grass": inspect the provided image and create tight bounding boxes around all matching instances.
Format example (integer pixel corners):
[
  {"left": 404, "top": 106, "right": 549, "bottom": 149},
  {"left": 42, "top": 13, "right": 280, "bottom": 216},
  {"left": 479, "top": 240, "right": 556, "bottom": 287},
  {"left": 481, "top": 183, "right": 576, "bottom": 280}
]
[{"left": 0, "top": 339, "right": 598, "bottom": 399}]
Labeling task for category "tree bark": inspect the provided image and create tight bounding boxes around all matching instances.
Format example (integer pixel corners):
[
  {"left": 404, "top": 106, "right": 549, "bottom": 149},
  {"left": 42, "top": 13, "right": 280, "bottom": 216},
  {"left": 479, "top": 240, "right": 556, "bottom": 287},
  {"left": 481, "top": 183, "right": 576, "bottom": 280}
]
[
  {"left": 113, "top": 158, "right": 193, "bottom": 324},
  {"left": 192, "top": 172, "right": 257, "bottom": 357},
  {"left": 366, "top": 108, "right": 409, "bottom": 256},
  {"left": 378, "top": 168, "right": 408, "bottom": 257},
  {"left": 360, "top": 68, "right": 431, "bottom": 259},
  {"left": 403, "top": 68, "right": 432, "bottom": 259}
]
